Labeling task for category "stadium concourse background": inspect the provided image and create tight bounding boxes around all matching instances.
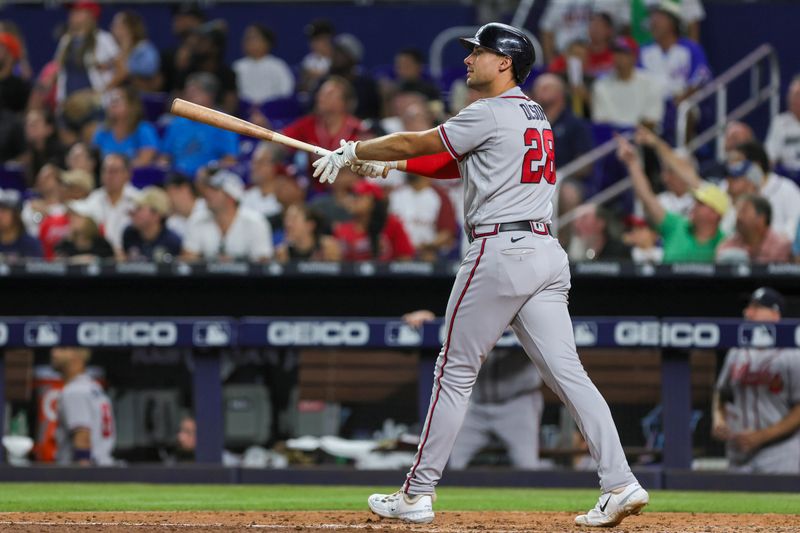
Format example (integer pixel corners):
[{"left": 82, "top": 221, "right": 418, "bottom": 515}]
[{"left": 0, "top": 0, "right": 800, "bottom": 493}]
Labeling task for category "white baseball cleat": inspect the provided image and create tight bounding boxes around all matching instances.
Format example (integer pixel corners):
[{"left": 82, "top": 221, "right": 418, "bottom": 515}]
[
  {"left": 367, "top": 490, "right": 435, "bottom": 524},
  {"left": 574, "top": 482, "right": 649, "bottom": 527}
]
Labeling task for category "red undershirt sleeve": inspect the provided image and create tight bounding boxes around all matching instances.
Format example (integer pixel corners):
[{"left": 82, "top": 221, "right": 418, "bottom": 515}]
[{"left": 405, "top": 152, "right": 461, "bottom": 179}]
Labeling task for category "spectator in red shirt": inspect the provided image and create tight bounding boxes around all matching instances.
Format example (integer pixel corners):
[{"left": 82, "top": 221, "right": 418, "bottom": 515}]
[
  {"left": 282, "top": 76, "right": 365, "bottom": 181},
  {"left": 333, "top": 180, "right": 414, "bottom": 262},
  {"left": 548, "top": 12, "right": 616, "bottom": 119},
  {"left": 549, "top": 12, "right": 615, "bottom": 79}
]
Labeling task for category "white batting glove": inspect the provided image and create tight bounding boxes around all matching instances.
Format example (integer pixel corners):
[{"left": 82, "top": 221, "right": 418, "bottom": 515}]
[
  {"left": 351, "top": 160, "right": 397, "bottom": 179},
  {"left": 312, "top": 140, "right": 359, "bottom": 184}
]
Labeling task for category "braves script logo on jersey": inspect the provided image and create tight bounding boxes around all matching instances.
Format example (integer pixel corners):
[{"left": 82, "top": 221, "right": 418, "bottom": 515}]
[{"left": 730, "top": 363, "right": 784, "bottom": 394}]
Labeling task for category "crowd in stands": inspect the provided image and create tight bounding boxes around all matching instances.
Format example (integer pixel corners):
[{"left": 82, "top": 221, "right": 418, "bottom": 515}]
[{"left": 1, "top": 0, "right": 800, "bottom": 266}]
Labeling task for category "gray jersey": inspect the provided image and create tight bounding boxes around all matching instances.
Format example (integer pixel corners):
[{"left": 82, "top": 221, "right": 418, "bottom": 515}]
[
  {"left": 56, "top": 373, "right": 115, "bottom": 466},
  {"left": 438, "top": 86, "right": 555, "bottom": 228},
  {"left": 716, "top": 347, "right": 800, "bottom": 473}
]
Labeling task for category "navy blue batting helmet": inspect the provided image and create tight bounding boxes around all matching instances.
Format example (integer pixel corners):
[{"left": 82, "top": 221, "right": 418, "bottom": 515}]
[{"left": 459, "top": 23, "right": 535, "bottom": 84}]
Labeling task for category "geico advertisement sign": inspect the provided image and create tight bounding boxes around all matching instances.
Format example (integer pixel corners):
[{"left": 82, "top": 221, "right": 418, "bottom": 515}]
[
  {"left": 77, "top": 322, "right": 178, "bottom": 346},
  {"left": 614, "top": 321, "right": 719, "bottom": 347},
  {"left": 267, "top": 321, "right": 369, "bottom": 346}
]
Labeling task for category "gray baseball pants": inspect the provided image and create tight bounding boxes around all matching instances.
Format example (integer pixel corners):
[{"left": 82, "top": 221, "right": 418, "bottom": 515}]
[{"left": 403, "top": 230, "right": 638, "bottom": 494}]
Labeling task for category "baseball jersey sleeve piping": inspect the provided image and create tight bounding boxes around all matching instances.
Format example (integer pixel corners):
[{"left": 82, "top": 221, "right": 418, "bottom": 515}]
[{"left": 438, "top": 125, "right": 461, "bottom": 161}]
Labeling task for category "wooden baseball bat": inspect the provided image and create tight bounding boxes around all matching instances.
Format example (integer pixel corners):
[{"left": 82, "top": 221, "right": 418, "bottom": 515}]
[{"left": 170, "top": 98, "right": 391, "bottom": 177}]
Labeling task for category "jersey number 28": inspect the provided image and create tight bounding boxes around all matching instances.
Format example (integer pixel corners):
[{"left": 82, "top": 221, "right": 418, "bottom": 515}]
[{"left": 520, "top": 128, "right": 556, "bottom": 185}]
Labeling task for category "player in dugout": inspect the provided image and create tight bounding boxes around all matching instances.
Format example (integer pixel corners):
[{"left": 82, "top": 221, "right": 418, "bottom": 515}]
[
  {"left": 51, "top": 347, "right": 115, "bottom": 466},
  {"left": 713, "top": 287, "right": 800, "bottom": 474}
]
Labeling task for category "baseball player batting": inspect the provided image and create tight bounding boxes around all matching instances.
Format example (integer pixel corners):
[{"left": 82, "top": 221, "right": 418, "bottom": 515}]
[{"left": 313, "top": 23, "right": 649, "bottom": 527}]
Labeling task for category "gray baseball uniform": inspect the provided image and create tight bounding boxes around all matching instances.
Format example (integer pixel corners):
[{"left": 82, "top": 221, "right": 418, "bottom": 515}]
[
  {"left": 404, "top": 86, "right": 637, "bottom": 494},
  {"left": 449, "top": 348, "right": 543, "bottom": 470},
  {"left": 716, "top": 347, "right": 800, "bottom": 473},
  {"left": 56, "top": 373, "right": 115, "bottom": 466}
]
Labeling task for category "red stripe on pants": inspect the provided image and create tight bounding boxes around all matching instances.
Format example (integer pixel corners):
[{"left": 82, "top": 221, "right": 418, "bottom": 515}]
[{"left": 404, "top": 238, "right": 487, "bottom": 493}]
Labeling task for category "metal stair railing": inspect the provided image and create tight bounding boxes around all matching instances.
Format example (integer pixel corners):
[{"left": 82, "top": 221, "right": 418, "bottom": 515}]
[
  {"left": 555, "top": 44, "right": 781, "bottom": 231},
  {"left": 676, "top": 43, "right": 780, "bottom": 160}
]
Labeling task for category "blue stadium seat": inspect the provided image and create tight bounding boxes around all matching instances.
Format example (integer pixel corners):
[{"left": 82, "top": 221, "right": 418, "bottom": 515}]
[
  {"left": 0, "top": 163, "right": 26, "bottom": 192},
  {"left": 239, "top": 95, "right": 305, "bottom": 130},
  {"left": 371, "top": 63, "right": 395, "bottom": 81},
  {"left": 438, "top": 65, "right": 466, "bottom": 94},
  {"left": 776, "top": 163, "right": 800, "bottom": 185},
  {"left": 588, "top": 123, "right": 635, "bottom": 213},
  {"left": 131, "top": 166, "right": 167, "bottom": 189},
  {"left": 141, "top": 92, "right": 169, "bottom": 123},
  {"left": 260, "top": 95, "right": 304, "bottom": 130}
]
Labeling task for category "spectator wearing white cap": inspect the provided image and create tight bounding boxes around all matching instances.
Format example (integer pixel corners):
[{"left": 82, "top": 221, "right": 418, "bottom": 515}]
[
  {"left": 181, "top": 170, "right": 273, "bottom": 262},
  {"left": 638, "top": 1, "right": 711, "bottom": 107},
  {"left": 121, "top": 186, "right": 182, "bottom": 262},
  {"left": 0, "top": 188, "right": 43, "bottom": 260}
]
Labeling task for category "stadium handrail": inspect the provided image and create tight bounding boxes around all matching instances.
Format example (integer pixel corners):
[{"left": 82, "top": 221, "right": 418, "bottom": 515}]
[
  {"left": 676, "top": 43, "right": 780, "bottom": 159},
  {"left": 556, "top": 44, "right": 780, "bottom": 230}
]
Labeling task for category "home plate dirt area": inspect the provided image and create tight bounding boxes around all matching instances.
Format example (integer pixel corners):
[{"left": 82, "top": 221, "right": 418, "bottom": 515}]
[{"left": 0, "top": 511, "right": 795, "bottom": 532}]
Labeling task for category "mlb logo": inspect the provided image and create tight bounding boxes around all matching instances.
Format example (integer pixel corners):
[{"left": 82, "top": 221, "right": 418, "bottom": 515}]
[
  {"left": 738, "top": 324, "right": 776, "bottom": 348},
  {"left": 24, "top": 322, "right": 60, "bottom": 346},
  {"left": 385, "top": 322, "right": 422, "bottom": 346},
  {"left": 193, "top": 322, "right": 231, "bottom": 347},
  {"left": 574, "top": 322, "right": 598, "bottom": 347}
]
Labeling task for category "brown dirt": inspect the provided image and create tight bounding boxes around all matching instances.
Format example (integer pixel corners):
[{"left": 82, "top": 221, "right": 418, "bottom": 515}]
[{"left": 0, "top": 511, "right": 794, "bottom": 532}]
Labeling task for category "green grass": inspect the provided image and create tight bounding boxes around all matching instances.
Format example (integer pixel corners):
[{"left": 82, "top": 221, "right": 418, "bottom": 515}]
[{"left": 0, "top": 484, "right": 798, "bottom": 514}]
